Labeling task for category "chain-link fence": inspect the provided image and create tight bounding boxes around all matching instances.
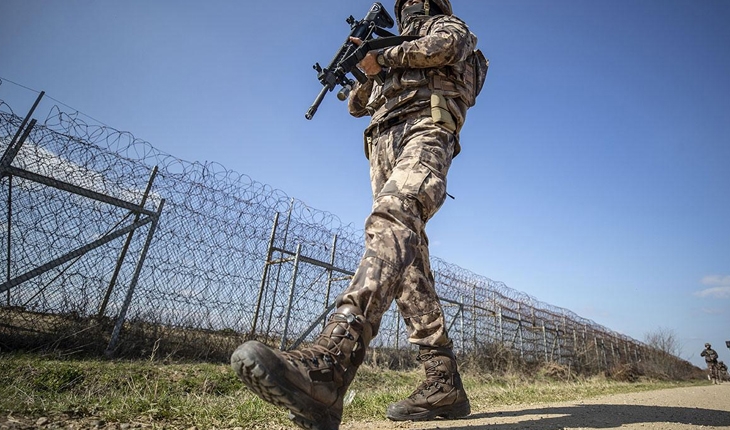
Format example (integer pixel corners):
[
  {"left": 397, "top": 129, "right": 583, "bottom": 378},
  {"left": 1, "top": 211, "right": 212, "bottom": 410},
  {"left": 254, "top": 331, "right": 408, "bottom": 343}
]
[{"left": 0, "top": 88, "right": 691, "bottom": 374}]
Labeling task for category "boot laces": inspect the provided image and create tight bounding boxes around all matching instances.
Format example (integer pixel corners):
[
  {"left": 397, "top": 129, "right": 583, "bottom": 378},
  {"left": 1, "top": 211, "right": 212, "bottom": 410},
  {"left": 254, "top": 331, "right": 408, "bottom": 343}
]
[
  {"left": 284, "top": 316, "right": 355, "bottom": 369},
  {"left": 408, "top": 353, "right": 449, "bottom": 398},
  {"left": 285, "top": 344, "right": 336, "bottom": 368}
]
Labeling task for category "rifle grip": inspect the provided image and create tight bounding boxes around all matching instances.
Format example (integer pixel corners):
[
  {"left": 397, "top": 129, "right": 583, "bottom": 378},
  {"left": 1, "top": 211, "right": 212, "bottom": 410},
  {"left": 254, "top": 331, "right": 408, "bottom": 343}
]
[{"left": 352, "top": 67, "right": 369, "bottom": 84}]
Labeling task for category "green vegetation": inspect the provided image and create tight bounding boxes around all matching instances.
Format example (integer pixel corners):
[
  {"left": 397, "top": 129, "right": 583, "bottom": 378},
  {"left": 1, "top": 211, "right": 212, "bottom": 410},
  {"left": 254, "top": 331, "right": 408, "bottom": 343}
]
[{"left": 0, "top": 353, "right": 704, "bottom": 429}]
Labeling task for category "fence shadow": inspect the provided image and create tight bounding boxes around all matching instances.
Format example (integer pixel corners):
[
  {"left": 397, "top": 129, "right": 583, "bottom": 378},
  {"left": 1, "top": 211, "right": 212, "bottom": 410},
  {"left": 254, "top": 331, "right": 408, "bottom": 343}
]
[{"left": 429, "top": 404, "right": 730, "bottom": 429}]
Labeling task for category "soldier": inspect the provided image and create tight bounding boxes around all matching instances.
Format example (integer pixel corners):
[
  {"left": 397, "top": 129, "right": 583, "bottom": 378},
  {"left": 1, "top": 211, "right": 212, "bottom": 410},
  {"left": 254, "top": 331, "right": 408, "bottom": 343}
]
[
  {"left": 701, "top": 342, "right": 719, "bottom": 384},
  {"left": 718, "top": 360, "right": 728, "bottom": 383},
  {"left": 231, "top": 1, "right": 485, "bottom": 429}
]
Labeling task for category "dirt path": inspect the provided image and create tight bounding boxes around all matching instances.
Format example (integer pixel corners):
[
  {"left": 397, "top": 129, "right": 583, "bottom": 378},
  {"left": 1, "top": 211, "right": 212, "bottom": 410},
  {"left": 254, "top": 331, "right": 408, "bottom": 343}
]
[
  {"left": 2, "top": 384, "right": 728, "bottom": 429},
  {"left": 343, "top": 383, "right": 730, "bottom": 430}
]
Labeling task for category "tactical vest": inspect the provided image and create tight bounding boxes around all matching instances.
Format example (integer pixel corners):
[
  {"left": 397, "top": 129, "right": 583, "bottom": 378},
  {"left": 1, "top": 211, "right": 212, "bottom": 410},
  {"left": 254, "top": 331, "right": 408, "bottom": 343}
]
[{"left": 366, "top": 15, "right": 488, "bottom": 138}]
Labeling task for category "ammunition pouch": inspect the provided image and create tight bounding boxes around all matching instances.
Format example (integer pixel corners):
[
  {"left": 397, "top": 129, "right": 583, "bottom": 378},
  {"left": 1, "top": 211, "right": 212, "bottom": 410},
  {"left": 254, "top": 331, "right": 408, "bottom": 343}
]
[{"left": 430, "top": 93, "right": 456, "bottom": 133}]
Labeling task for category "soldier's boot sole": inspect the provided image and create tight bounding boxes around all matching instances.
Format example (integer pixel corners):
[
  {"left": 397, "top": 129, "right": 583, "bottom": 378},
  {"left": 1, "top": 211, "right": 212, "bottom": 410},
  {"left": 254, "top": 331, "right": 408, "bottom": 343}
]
[
  {"left": 386, "top": 399, "right": 471, "bottom": 421},
  {"left": 231, "top": 342, "right": 341, "bottom": 430}
]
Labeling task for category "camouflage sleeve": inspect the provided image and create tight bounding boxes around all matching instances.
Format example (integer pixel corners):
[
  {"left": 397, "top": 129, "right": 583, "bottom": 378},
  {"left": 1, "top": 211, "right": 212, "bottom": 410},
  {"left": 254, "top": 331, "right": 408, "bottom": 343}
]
[
  {"left": 382, "top": 16, "right": 475, "bottom": 69},
  {"left": 348, "top": 78, "right": 375, "bottom": 118}
]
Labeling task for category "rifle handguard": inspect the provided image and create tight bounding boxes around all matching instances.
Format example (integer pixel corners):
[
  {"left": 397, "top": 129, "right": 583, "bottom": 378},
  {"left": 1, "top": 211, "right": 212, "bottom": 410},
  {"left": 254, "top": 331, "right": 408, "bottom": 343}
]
[
  {"left": 345, "top": 36, "right": 421, "bottom": 84},
  {"left": 304, "top": 1, "right": 419, "bottom": 120}
]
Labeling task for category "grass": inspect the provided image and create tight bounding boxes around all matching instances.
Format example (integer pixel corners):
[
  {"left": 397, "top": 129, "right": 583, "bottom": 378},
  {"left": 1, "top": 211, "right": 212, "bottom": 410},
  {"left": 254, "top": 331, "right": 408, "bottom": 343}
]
[{"left": 0, "top": 353, "right": 704, "bottom": 429}]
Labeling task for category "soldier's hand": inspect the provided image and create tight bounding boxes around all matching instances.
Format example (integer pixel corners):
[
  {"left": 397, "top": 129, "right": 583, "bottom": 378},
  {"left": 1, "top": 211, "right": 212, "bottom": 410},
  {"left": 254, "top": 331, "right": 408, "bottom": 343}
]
[{"left": 349, "top": 37, "right": 382, "bottom": 76}]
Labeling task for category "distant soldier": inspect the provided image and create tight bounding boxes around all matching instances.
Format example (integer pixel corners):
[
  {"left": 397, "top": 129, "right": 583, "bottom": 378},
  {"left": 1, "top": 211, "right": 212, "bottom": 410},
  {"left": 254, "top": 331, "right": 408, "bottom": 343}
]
[
  {"left": 700, "top": 343, "right": 719, "bottom": 384},
  {"left": 718, "top": 360, "right": 728, "bottom": 383}
]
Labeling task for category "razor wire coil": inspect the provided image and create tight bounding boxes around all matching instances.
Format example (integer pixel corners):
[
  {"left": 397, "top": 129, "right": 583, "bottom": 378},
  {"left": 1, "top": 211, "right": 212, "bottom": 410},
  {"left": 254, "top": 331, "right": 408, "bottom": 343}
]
[{"left": 0, "top": 90, "right": 684, "bottom": 373}]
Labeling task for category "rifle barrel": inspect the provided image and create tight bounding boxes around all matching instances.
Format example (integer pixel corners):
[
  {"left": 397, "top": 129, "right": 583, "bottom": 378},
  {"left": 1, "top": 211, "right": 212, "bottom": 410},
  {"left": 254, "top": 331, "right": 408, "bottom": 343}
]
[{"left": 305, "top": 86, "right": 330, "bottom": 120}]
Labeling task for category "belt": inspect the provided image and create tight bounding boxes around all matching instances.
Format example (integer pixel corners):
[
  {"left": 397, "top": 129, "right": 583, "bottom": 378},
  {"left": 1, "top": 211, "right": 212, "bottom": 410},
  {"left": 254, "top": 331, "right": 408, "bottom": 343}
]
[
  {"left": 380, "top": 115, "right": 408, "bottom": 131},
  {"left": 365, "top": 116, "right": 406, "bottom": 137},
  {"left": 367, "top": 107, "right": 431, "bottom": 136}
]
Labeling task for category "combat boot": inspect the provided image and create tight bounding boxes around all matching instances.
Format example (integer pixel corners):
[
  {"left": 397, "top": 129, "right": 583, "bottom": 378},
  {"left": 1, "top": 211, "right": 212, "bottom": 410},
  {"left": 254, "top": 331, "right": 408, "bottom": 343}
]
[
  {"left": 231, "top": 305, "right": 372, "bottom": 430},
  {"left": 386, "top": 345, "right": 470, "bottom": 421}
]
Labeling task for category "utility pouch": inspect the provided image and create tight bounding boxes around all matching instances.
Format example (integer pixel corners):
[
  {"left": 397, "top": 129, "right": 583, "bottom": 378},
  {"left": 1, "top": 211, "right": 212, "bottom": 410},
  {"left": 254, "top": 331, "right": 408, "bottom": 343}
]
[
  {"left": 363, "top": 128, "right": 375, "bottom": 159},
  {"left": 431, "top": 93, "right": 457, "bottom": 133}
]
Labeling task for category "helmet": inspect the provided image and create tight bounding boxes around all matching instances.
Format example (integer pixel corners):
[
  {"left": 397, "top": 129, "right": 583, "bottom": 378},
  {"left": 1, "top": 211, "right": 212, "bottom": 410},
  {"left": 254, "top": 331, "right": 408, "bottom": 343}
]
[
  {"left": 394, "top": 0, "right": 453, "bottom": 30},
  {"left": 705, "top": 343, "right": 711, "bottom": 348}
]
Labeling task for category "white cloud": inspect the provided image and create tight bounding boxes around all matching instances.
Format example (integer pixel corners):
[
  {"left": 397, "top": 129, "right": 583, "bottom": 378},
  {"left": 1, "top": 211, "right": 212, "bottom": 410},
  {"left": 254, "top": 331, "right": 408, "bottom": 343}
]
[
  {"left": 701, "top": 275, "right": 730, "bottom": 287},
  {"left": 694, "top": 275, "right": 730, "bottom": 299},
  {"left": 14, "top": 141, "right": 161, "bottom": 206},
  {"left": 694, "top": 287, "right": 730, "bottom": 299},
  {"left": 700, "top": 307, "right": 727, "bottom": 315}
]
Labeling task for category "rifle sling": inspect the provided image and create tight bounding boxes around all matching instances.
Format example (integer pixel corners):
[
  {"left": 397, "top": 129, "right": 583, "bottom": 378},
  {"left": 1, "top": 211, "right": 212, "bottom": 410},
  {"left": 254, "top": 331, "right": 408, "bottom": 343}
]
[
  {"left": 340, "top": 36, "right": 422, "bottom": 74},
  {"left": 364, "top": 35, "right": 421, "bottom": 51}
]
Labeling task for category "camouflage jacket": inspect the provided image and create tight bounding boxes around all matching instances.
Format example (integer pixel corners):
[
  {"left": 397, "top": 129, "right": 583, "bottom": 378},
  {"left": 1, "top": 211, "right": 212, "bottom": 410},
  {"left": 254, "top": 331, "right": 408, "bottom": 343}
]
[
  {"left": 701, "top": 347, "right": 718, "bottom": 363},
  {"left": 348, "top": 13, "right": 477, "bottom": 141}
]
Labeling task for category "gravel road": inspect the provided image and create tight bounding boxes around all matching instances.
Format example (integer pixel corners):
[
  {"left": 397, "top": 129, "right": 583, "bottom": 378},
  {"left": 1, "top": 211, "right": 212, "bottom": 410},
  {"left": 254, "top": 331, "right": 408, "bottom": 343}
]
[
  {"left": 2, "top": 384, "right": 728, "bottom": 429},
  {"left": 343, "top": 383, "right": 730, "bottom": 430}
]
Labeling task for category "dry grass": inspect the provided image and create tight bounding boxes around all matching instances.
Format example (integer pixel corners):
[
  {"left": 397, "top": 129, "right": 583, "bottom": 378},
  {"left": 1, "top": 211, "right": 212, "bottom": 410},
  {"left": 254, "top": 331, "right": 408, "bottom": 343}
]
[{"left": 0, "top": 352, "right": 706, "bottom": 429}]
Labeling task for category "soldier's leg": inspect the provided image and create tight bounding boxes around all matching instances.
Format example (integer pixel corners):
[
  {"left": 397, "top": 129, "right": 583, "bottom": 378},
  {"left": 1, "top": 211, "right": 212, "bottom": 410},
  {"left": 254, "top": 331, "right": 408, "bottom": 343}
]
[
  {"left": 337, "top": 117, "right": 451, "bottom": 332},
  {"left": 230, "top": 123, "right": 407, "bottom": 430},
  {"left": 396, "top": 234, "right": 449, "bottom": 347},
  {"left": 364, "top": 118, "right": 469, "bottom": 421},
  {"left": 386, "top": 228, "right": 470, "bottom": 421}
]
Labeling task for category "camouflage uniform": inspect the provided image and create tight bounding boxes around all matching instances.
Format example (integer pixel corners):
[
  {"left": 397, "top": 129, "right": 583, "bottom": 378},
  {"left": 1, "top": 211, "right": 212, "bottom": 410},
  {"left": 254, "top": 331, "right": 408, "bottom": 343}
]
[
  {"left": 231, "top": 1, "right": 482, "bottom": 428},
  {"left": 718, "top": 361, "right": 728, "bottom": 382},
  {"left": 342, "top": 0, "right": 476, "bottom": 350},
  {"left": 341, "top": 0, "right": 479, "bottom": 422},
  {"left": 701, "top": 343, "right": 719, "bottom": 384}
]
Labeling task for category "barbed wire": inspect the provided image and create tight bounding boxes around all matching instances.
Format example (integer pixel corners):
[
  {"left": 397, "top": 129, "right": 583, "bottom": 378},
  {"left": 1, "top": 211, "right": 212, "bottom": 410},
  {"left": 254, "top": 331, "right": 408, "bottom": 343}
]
[{"left": 0, "top": 86, "right": 689, "bottom": 374}]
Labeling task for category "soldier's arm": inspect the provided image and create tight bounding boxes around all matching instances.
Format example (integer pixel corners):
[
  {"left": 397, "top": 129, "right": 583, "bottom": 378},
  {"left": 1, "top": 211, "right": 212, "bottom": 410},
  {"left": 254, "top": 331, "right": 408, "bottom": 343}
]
[
  {"left": 348, "top": 79, "right": 375, "bottom": 118},
  {"left": 380, "top": 16, "right": 475, "bottom": 69}
]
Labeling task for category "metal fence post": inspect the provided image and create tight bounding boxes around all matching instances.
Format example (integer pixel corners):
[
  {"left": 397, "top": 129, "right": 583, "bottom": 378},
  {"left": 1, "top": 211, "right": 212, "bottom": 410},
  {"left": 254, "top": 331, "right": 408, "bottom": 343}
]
[
  {"left": 251, "top": 212, "right": 279, "bottom": 336},
  {"left": 105, "top": 199, "right": 165, "bottom": 357},
  {"left": 472, "top": 287, "right": 477, "bottom": 350},
  {"left": 460, "top": 295, "right": 465, "bottom": 351},
  {"left": 98, "top": 166, "right": 158, "bottom": 318},
  {"left": 322, "top": 234, "right": 338, "bottom": 330},
  {"left": 280, "top": 244, "right": 302, "bottom": 351},
  {"left": 395, "top": 310, "right": 401, "bottom": 351},
  {"left": 498, "top": 307, "right": 503, "bottom": 344},
  {"left": 266, "top": 200, "right": 295, "bottom": 337},
  {"left": 0, "top": 91, "right": 44, "bottom": 174},
  {"left": 517, "top": 303, "right": 524, "bottom": 359},
  {"left": 558, "top": 316, "right": 565, "bottom": 363},
  {"left": 5, "top": 175, "right": 11, "bottom": 305}
]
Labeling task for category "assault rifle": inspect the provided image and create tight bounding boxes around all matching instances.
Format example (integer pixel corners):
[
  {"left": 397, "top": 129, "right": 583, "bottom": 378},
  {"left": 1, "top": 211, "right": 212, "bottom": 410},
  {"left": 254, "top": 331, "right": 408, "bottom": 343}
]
[{"left": 305, "top": 2, "right": 416, "bottom": 120}]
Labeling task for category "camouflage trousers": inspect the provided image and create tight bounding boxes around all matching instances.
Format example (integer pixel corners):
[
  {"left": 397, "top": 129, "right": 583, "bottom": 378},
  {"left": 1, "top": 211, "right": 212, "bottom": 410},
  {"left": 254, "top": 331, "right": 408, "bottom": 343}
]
[
  {"left": 708, "top": 362, "right": 720, "bottom": 381},
  {"left": 337, "top": 115, "right": 456, "bottom": 348}
]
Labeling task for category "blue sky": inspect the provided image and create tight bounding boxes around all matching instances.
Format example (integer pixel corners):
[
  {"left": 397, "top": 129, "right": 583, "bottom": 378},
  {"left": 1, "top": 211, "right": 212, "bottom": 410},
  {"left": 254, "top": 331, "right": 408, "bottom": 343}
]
[{"left": 1, "top": 0, "right": 728, "bottom": 368}]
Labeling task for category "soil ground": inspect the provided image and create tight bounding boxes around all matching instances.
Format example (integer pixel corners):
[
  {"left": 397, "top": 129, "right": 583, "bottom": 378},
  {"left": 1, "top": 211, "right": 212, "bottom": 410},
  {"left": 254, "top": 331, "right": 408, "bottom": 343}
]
[
  {"left": 343, "top": 383, "right": 730, "bottom": 430},
  {"left": 1, "top": 383, "right": 728, "bottom": 429}
]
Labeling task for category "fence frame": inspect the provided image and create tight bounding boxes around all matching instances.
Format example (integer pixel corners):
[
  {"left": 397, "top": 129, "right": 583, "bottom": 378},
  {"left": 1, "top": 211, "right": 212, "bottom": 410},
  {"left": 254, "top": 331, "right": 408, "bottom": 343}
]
[{"left": 0, "top": 91, "right": 165, "bottom": 356}]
